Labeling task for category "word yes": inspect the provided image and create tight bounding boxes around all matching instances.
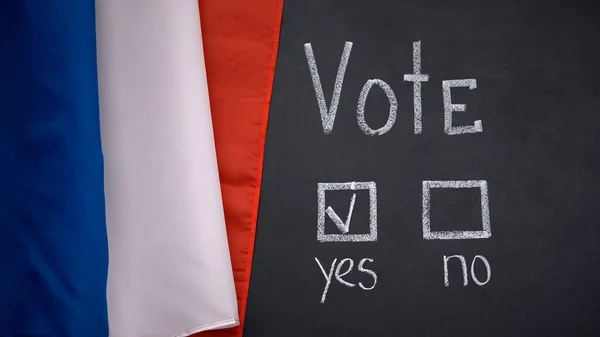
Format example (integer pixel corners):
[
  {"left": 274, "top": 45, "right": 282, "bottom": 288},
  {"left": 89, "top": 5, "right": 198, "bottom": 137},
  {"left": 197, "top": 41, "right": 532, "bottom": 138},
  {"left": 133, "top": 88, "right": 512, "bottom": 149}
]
[{"left": 315, "top": 257, "right": 377, "bottom": 303}]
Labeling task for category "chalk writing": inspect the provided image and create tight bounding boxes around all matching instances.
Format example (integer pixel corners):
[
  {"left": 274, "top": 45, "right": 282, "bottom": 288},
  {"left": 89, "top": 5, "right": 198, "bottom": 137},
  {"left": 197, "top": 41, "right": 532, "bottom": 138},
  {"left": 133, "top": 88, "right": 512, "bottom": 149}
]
[
  {"left": 325, "top": 192, "right": 357, "bottom": 234},
  {"left": 317, "top": 182, "right": 377, "bottom": 242},
  {"left": 315, "top": 257, "right": 337, "bottom": 303},
  {"left": 306, "top": 40, "right": 494, "bottom": 301},
  {"left": 403, "top": 41, "right": 429, "bottom": 134},
  {"left": 442, "top": 79, "right": 482, "bottom": 135},
  {"left": 315, "top": 257, "right": 378, "bottom": 303},
  {"left": 357, "top": 258, "right": 378, "bottom": 291},
  {"left": 443, "top": 255, "right": 468, "bottom": 287},
  {"left": 443, "top": 254, "right": 491, "bottom": 287},
  {"left": 335, "top": 258, "right": 356, "bottom": 287},
  {"left": 471, "top": 255, "right": 492, "bottom": 286},
  {"left": 357, "top": 79, "right": 398, "bottom": 135},
  {"left": 422, "top": 180, "right": 491, "bottom": 240},
  {"left": 305, "top": 41, "right": 484, "bottom": 136},
  {"left": 304, "top": 42, "right": 353, "bottom": 135}
]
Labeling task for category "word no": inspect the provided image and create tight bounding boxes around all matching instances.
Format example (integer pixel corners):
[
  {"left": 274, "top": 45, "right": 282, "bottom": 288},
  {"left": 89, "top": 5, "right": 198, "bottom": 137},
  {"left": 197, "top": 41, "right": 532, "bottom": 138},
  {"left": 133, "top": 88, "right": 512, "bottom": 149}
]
[
  {"left": 444, "top": 254, "right": 491, "bottom": 287},
  {"left": 315, "top": 257, "right": 378, "bottom": 303},
  {"left": 305, "top": 41, "right": 482, "bottom": 136}
]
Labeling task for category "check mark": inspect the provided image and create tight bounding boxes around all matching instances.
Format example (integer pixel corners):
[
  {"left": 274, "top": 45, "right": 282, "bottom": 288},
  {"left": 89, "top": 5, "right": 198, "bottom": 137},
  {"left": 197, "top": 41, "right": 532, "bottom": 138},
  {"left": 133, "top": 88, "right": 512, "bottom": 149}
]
[{"left": 325, "top": 193, "right": 357, "bottom": 234}]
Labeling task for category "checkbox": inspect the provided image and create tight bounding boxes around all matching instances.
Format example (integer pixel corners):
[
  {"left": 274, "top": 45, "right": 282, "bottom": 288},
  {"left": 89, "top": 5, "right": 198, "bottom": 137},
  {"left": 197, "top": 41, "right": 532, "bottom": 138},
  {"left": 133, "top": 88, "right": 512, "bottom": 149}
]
[
  {"left": 317, "top": 181, "right": 377, "bottom": 242},
  {"left": 422, "top": 180, "right": 491, "bottom": 240}
]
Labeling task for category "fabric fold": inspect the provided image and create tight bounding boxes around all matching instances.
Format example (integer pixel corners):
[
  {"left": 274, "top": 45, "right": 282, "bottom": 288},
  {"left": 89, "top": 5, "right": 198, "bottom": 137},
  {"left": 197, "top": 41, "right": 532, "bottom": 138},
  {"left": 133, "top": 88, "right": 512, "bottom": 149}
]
[
  {"left": 0, "top": 1, "right": 109, "bottom": 336},
  {"left": 96, "top": 1, "right": 238, "bottom": 336},
  {"left": 197, "top": 1, "right": 284, "bottom": 336}
]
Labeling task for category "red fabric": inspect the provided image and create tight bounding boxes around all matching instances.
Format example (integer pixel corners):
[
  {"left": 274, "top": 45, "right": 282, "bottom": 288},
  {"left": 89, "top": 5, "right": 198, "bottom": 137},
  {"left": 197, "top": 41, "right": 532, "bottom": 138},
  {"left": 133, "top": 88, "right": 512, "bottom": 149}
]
[{"left": 197, "top": 1, "right": 284, "bottom": 336}]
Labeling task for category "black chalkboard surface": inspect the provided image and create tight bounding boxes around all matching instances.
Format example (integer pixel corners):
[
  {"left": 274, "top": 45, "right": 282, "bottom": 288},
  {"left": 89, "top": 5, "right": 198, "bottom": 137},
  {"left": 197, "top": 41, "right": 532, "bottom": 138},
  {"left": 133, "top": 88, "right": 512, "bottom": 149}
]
[{"left": 245, "top": 0, "right": 600, "bottom": 336}]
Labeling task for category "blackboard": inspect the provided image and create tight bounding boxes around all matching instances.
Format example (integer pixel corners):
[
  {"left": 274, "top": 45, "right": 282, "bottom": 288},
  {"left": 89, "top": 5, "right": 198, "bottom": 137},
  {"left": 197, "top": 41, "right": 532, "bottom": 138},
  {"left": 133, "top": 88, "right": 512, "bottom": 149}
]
[{"left": 245, "top": 0, "right": 600, "bottom": 336}]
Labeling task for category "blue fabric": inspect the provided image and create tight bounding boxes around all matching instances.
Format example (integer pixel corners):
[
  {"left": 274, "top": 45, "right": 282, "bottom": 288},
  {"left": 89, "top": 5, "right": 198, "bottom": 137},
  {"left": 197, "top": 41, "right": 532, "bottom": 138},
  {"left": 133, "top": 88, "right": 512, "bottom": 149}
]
[{"left": 0, "top": 1, "right": 109, "bottom": 336}]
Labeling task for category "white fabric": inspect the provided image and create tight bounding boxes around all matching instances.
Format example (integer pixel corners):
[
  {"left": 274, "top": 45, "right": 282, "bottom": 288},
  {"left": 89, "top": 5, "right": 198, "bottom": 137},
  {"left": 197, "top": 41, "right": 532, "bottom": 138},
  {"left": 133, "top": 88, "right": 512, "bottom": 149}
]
[{"left": 96, "top": 1, "right": 239, "bottom": 336}]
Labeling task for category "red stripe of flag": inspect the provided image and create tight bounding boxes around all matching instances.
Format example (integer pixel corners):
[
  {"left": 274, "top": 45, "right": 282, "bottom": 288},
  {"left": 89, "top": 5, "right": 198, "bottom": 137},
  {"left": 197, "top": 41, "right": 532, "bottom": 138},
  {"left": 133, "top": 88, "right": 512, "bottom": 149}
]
[{"left": 197, "top": 1, "right": 284, "bottom": 336}]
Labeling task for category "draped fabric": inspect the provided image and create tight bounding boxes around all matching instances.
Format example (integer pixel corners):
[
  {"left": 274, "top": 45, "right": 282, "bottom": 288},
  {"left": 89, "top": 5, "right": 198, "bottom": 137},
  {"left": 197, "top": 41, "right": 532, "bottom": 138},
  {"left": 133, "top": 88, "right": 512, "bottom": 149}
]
[
  {"left": 0, "top": 1, "right": 285, "bottom": 336},
  {"left": 96, "top": 1, "right": 239, "bottom": 336},
  {"left": 0, "top": 1, "right": 109, "bottom": 336},
  {"left": 197, "top": 1, "right": 284, "bottom": 336}
]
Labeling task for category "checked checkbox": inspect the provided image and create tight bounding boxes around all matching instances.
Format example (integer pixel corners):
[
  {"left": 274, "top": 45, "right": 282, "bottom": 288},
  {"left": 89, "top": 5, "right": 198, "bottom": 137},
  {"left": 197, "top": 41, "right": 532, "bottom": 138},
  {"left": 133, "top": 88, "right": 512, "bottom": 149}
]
[{"left": 317, "top": 181, "right": 377, "bottom": 242}]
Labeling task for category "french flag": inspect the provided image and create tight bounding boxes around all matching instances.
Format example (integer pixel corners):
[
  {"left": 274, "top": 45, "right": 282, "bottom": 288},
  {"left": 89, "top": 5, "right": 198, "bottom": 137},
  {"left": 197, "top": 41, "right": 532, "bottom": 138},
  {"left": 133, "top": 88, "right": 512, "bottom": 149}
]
[{"left": 0, "top": 1, "right": 283, "bottom": 336}]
